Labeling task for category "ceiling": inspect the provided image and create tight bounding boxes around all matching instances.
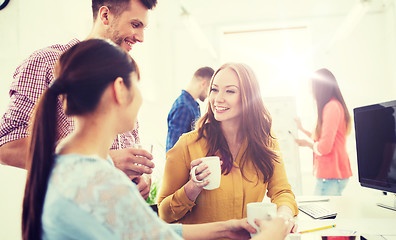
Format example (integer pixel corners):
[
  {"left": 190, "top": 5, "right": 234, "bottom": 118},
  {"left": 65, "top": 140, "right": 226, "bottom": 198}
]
[{"left": 179, "top": 0, "right": 388, "bottom": 26}]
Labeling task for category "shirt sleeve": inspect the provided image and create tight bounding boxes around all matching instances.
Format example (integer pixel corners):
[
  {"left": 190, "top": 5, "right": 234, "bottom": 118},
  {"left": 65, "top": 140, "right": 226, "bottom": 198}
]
[
  {"left": 110, "top": 120, "right": 140, "bottom": 150},
  {"left": 166, "top": 105, "right": 195, "bottom": 151},
  {"left": 0, "top": 55, "right": 51, "bottom": 146},
  {"left": 266, "top": 139, "right": 299, "bottom": 216},
  {"left": 315, "top": 101, "right": 342, "bottom": 155},
  {"left": 158, "top": 135, "right": 196, "bottom": 223}
]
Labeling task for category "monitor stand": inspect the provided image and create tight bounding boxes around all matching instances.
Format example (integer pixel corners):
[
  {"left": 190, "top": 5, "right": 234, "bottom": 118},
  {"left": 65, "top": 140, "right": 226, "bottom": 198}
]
[{"left": 377, "top": 193, "right": 396, "bottom": 211}]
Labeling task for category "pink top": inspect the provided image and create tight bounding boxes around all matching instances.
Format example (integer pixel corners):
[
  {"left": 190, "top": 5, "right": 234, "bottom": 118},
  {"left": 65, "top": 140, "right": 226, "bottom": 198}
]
[{"left": 313, "top": 99, "right": 352, "bottom": 179}]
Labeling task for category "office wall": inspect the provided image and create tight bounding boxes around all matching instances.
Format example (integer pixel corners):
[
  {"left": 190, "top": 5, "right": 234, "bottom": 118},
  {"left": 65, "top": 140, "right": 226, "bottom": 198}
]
[
  {"left": 1, "top": 0, "right": 396, "bottom": 193},
  {"left": 0, "top": 0, "right": 92, "bottom": 113},
  {"left": 168, "top": 0, "right": 396, "bottom": 194}
]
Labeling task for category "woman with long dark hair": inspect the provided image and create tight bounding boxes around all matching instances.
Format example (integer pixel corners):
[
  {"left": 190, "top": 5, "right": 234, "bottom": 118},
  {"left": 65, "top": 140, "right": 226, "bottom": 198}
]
[
  {"left": 22, "top": 40, "right": 289, "bottom": 240},
  {"left": 158, "top": 63, "right": 298, "bottom": 232},
  {"left": 294, "top": 68, "right": 352, "bottom": 196}
]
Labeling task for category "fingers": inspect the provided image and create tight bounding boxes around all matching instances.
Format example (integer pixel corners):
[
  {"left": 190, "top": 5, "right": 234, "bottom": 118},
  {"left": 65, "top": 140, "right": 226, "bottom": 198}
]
[
  {"left": 133, "top": 176, "right": 150, "bottom": 200},
  {"left": 138, "top": 183, "right": 150, "bottom": 200},
  {"left": 224, "top": 219, "right": 254, "bottom": 240},
  {"left": 239, "top": 218, "right": 257, "bottom": 234},
  {"left": 255, "top": 217, "right": 288, "bottom": 236},
  {"left": 124, "top": 149, "right": 155, "bottom": 177},
  {"left": 130, "top": 155, "right": 155, "bottom": 169},
  {"left": 189, "top": 163, "right": 211, "bottom": 189},
  {"left": 190, "top": 159, "right": 203, "bottom": 168},
  {"left": 111, "top": 148, "right": 155, "bottom": 177},
  {"left": 129, "top": 148, "right": 153, "bottom": 160},
  {"left": 125, "top": 163, "right": 153, "bottom": 177},
  {"left": 127, "top": 148, "right": 154, "bottom": 167},
  {"left": 192, "top": 164, "right": 210, "bottom": 181}
]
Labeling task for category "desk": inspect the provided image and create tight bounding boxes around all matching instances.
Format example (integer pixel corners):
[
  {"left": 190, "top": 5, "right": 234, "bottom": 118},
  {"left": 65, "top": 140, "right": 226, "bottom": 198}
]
[{"left": 293, "top": 193, "right": 396, "bottom": 240}]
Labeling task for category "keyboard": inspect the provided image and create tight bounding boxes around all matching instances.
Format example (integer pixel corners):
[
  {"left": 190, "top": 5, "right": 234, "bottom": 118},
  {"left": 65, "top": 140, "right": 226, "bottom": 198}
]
[{"left": 298, "top": 203, "right": 337, "bottom": 219}]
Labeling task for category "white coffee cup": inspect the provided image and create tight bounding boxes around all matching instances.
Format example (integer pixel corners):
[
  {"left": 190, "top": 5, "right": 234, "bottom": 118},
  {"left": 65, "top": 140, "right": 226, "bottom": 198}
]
[
  {"left": 190, "top": 156, "right": 221, "bottom": 190},
  {"left": 247, "top": 202, "right": 277, "bottom": 237}
]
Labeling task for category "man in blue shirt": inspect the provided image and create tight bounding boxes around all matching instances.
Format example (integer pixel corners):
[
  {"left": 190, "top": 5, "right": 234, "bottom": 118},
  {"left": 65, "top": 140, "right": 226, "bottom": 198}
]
[{"left": 166, "top": 67, "right": 214, "bottom": 152}]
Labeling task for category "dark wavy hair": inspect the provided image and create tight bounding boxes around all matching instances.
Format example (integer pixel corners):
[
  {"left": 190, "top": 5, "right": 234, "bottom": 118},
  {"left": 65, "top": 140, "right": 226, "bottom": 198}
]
[
  {"left": 22, "top": 39, "right": 139, "bottom": 240},
  {"left": 196, "top": 63, "right": 279, "bottom": 183}
]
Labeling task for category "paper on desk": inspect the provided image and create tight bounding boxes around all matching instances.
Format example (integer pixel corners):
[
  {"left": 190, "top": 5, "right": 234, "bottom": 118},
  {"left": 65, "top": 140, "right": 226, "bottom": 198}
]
[
  {"left": 297, "top": 218, "right": 396, "bottom": 238},
  {"left": 298, "top": 219, "right": 356, "bottom": 236},
  {"left": 336, "top": 218, "right": 396, "bottom": 236}
]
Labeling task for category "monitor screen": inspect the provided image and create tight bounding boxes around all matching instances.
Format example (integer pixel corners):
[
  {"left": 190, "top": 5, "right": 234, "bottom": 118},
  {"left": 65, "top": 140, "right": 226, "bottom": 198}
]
[{"left": 354, "top": 100, "right": 396, "bottom": 194}]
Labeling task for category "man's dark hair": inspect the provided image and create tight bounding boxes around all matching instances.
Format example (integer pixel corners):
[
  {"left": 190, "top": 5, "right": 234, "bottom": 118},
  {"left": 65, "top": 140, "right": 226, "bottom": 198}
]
[
  {"left": 194, "top": 66, "right": 215, "bottom": 81},
  {"left": 92, "top": 0, "right": 157, "bottom": 20}
]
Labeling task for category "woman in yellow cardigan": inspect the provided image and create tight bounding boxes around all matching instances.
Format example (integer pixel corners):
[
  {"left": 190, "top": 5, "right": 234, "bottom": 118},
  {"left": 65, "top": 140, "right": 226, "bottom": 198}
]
[{"left": 158, "top": 62, "right": 298, "bottom": 233}]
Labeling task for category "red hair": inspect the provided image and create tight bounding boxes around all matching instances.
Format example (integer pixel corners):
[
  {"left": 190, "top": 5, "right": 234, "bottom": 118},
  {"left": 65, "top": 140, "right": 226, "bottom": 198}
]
[{"left": 196, "top": 63, "right": 278, "bottom": 182}]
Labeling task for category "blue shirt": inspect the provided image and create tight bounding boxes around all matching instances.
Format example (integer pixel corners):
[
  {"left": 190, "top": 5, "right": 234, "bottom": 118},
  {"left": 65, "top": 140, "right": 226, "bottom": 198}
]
[
  {"left": 42, "top": 154, "right": 183, "bottom": 239},
  {"left": 166, "top": 90, "right": 200, "bottom": 152}
]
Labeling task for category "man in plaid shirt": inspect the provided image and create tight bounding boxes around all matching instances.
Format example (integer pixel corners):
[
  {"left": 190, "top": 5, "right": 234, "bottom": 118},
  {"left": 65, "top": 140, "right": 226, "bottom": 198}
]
[
  {"left": 0, "top": 0, "right": 157, "bottom": 199},
  {"left": 166, "top": 67, "right": 214, "bottom": 152}
]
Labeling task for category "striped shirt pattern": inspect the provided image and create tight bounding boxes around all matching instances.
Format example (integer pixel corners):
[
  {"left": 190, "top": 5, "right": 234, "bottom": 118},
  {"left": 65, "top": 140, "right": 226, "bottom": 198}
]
[{"left": 0, "top": 39, "right": 139, "bottom": 149}]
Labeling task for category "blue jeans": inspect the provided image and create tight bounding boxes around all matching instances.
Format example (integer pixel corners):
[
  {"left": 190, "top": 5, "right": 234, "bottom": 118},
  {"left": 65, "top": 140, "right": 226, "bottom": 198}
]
[{"left": 314, "top": 178, "right": 349, "bottom": 196}]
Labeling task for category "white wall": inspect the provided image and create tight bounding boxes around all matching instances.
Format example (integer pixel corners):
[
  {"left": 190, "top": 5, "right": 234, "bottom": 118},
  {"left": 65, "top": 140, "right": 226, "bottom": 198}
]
[
  {"left": 168, "top": 0, "right": 396, "bottom": 195},
  {"left": 1, "top": 0, "right": 396, "bottom": 194},
  {"left": 0, "top": 0, "right": 92, "bottom": 114}
]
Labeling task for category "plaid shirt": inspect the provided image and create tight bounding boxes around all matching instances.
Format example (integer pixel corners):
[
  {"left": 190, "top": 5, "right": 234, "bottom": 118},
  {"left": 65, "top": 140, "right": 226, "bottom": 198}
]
[
  {"left": 166, "top": 90, "right": 200, "bottom": 152},
  {"left": 0, "top": 39, "right": 139, "bottom": 150}
]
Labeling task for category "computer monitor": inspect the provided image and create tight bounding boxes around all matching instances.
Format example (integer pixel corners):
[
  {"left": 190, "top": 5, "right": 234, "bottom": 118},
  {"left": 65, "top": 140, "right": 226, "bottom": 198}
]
[{"left": 354, "top": 100, "right": 396, "bottom": 211}]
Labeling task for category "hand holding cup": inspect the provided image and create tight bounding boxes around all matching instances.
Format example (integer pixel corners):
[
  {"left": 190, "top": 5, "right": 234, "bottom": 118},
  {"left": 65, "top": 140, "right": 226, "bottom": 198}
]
[
  {"left": 190, "top": 156, "right": 221, "bottom": 190},
  {"left": 190, "top": 159, "right": 211, "bottom": 189},
  {"left": 185, "top": 156, "right": 221, "bottom": 202},
  {"left": 247, "top": 202, "right": 277, "bottom": 238}
]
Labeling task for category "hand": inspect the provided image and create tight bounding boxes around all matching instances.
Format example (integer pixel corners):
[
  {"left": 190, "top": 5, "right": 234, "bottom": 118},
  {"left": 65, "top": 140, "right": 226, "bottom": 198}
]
[
  {"left": 132, "top": 174, "right": 152, "bottom": 200},
  {"left": 277, "top": 204, "right": 297, "bottom": 233},
  {"left": 253, "top": 217, "right": 289, "bottom": 240},
  {"left": 189, "top": 159, "right": 211, "bottom": 189},
  {"left": 224, "top": 218, "right": 256, "bottom": 240},
  {"left": 184, "top": 159, "right": 211, "bottom": 201},
  {"left": 110, "top": 148, "right": 155, "bottom": 179},
  {"left": 278, "top": 215, "right": 297, "bottom": 233}
]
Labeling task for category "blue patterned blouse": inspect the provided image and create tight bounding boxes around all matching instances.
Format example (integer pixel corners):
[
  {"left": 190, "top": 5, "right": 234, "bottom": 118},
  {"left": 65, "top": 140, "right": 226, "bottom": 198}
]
[{"left": 42, "top": 154, "right": 183, "bottom": 239}]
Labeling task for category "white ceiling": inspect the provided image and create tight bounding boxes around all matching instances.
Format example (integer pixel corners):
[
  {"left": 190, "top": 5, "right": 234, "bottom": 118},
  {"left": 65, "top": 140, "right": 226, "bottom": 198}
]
[{"left": 179, "top": 0, "right": 388, "bottom": 26}]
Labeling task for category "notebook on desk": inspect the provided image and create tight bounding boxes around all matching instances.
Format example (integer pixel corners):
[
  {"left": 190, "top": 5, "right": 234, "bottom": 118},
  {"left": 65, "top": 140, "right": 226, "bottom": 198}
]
[{"left": 298, "top": 203, "right": 338, "bottom": 219}]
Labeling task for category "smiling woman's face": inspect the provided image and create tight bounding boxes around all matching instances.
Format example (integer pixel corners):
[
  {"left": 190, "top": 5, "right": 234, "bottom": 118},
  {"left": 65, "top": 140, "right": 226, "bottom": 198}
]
[{"left": 209, "top": 68, "right": 242, "bottom": 125}]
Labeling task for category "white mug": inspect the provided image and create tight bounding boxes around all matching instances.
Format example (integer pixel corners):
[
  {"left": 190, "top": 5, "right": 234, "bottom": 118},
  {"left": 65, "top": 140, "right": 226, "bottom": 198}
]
[
  {"left": 190, "top": 156, "right": 221, "bottom": 190},
  {"left": 247, "top": 202, "right": 277, "bottom": 237}
]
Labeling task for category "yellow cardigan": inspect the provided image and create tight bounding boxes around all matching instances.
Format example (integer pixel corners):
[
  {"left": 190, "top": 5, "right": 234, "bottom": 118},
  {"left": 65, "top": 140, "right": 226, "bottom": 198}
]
[{"left": 157, "top": 130, "right": 298, "bottom": 224}]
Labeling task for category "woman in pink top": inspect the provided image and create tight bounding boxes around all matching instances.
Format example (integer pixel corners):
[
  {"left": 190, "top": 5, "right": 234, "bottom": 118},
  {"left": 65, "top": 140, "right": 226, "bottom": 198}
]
[{"left": 294, "top": 68, "right": 352, "bottom": 196}]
